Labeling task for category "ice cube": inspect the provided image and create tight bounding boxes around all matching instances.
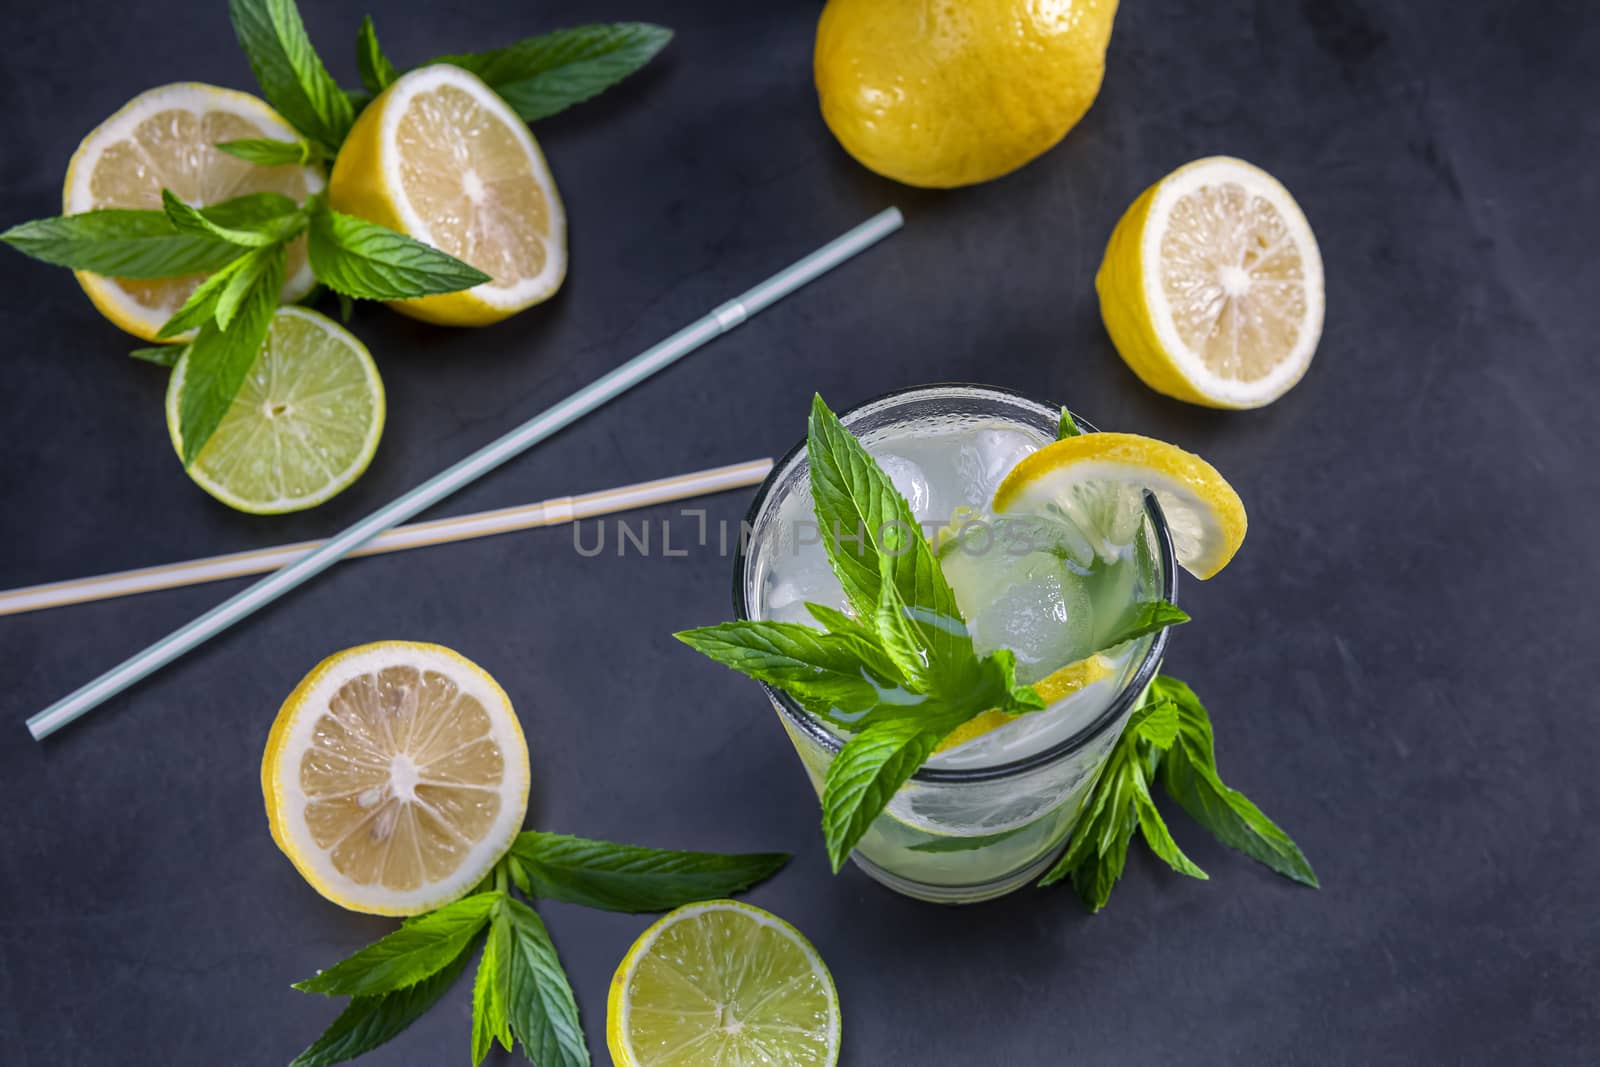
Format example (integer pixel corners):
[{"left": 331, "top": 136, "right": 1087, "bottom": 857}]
[
  {"left": 948, "top": 550, "right": 1094, "bottom": 683},
  {"left": 874, "top": 453, "right": 936, "bottom": 522},
  {"left": 956, "top": 429, "right": 1040, "bottom": 507}
]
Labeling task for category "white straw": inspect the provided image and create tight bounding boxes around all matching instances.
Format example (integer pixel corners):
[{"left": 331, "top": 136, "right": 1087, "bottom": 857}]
[
  {"left": 0, "top": 458, "right": 773, "bottom": 617},
  {"left": 25, "top": 207, "right": 903, "bottom": 740}
]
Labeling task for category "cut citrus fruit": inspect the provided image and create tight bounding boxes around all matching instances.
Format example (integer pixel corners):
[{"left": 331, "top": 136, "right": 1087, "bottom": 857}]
[
  {"left": 165, "top": 306, "right": 384, "bottom": 513},
  {"left": 1096, "top": 156, "right": 1324, "bottom": 409},
  {"left": 261, "top": 641, "right": 529, "bottom": 916},
  {"left": 935, "top": 653, "right": 1114, "bottom": 754},
  {"left": 63, "top": 82, "right": 322, "bottom": 342},
  {"left": 993, "top": 433, "right": 1247, "bottom": 580},
  {"left": 328, "top": 64, "right": 565, "bottom": 326},
  {"left": 608, "top": 900, "right": 840, "bottom": 1067}
]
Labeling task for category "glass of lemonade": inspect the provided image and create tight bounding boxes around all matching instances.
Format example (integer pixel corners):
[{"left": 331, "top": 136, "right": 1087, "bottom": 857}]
[{"left": 734, "top": 384, "right": 1177, "bottom": 904}]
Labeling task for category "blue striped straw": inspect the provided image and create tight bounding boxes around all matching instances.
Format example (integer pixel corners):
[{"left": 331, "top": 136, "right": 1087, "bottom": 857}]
[{"left": 26, "top": 206, "right": 904, "bottom": 740}]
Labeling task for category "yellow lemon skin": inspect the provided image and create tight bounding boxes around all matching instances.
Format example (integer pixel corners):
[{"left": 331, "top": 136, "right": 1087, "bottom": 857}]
[
  {"left": 814, "top": 0, "right": 1119, "bottom": 188},
  {"left": 1094, "top": 181, "right": 1224, "bottom": 406}
]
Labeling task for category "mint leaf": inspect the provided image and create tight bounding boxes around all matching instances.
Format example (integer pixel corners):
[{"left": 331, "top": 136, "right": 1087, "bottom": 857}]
[
  {"left": 1072, "top": 806, "right": 1133, "bottom": 912},
  {"left": 215, "top": 244, "right": 287, "bottom": 330},
  {"left": 1157, "top": 676, "right": 1318, "bottom": 887},
  {"left": 162, "top": 188, "right": 303, "bottom": 248},
  {"left": 130, "top": 345, "right": 182, "bottom": 367},
  {"left": 216, "top": 136, "right": 319, "bottom": 166},
  {"left": 437, "top": 23, "right": 672, "bottom": 122},
  {"left": 295, "top": 891, "right": 499, "bottom": 996},
  {"left": 357, "top": 15, "right": 399, "bottom": 95},
  {"left": 229, "top": 0, "right": 354, "bottom": 153},
  {"left": 804, "top": 602, "right": 877, "bottom": 643},
  {"left": 908, "top": 823, "right": 1032, "bottom": 854},
  {"left": 675, "top": 620, "right": 903, "bottom": 722},
  {"left": 503, "top": 898, "right": 588, "bottom": 1067},
  {"left": 1096, "top": 599, "right": 1189, "bottom": 652},
  {"left": 1125, "top": 696, "right": 1178, "bottom": 749},
  {"left": 1058, "top": 406, "right": 1081, "bottom": 439},
  {"left": 471, "top": 910, "right": 513, "bottom": 1065},
  {"left": 1, "top": 210, "right": 241, "bottom": 277},
  {"left": 821, "top": 714, "right": 961, "bottom": 872},
  {"left": 1130, "top": 758, "right": 1207, "bottom": 879},
  {"left": 507, "top": 831, "right": 789, "bottom": 913},
  {"left": 175, "top": 246, "right": 284, "bottom": 465},
  {"left": 157, "top": 254, "right": 253, "bottom": 339},
  {"left": 807, "top": 394, "right": 966, "bottom": 661},
  {"left": 308, "top": 207, "right": 490, "bottom": 300},
  {"left": 290, "top": 937, "right": 476, "bottom": 1067}
]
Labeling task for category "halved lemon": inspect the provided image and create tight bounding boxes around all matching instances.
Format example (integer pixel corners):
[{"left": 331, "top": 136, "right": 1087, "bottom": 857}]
[
  {"left": 1097, "top": 156, "right": 1324, "bottom": 409},
  {"left": 63, "top": 82, "right": 322, "bottom": 342},
  {"left": 993, "top": 433, "right": 1247, "bottom": 580},
  {"left": 166, "top": 307, "right": 385, "bottom": 513},
  {"left": 608, "top": 900, "right": 841, "bottom": 1067},
  {"left": 328, "top": 64, "right": 566, "bottom": 326},
  {"left": 262, "top": 642, "right": 530, "bottom": 916}
]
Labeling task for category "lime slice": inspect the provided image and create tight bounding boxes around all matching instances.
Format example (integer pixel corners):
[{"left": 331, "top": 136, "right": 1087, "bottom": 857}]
[
  {"left": 607, "top": 900, "right": 841, "bottom": 1067},
  {"left": 166, "top": 306, "right": 385, "bottom": 513}
]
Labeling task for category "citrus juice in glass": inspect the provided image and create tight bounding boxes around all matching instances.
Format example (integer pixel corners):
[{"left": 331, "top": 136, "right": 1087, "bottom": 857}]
[{"left": 734, "top": 385, "right": 1175, "bottom": 903}]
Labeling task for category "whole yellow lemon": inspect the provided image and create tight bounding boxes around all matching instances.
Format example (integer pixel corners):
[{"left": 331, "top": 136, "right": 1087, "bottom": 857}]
[{"left": 814, "top": 0, "right": 1119, "bottom": 188}]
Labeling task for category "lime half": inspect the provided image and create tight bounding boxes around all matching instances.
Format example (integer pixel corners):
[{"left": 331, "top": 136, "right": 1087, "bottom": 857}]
[
  {"left": 608, "top": 899, "right": 841, "bottom": 1067},
  {"left": 167, "top": 307, "right": 385, "bottom": 513}
]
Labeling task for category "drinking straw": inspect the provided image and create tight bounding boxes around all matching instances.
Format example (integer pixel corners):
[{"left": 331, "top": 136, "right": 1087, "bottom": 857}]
[
  {"left": 25, "top": 206, "right": 903, "bottom": 740},
  {"left": 0, "top": 458, "right": 773, "bottom": 617}
]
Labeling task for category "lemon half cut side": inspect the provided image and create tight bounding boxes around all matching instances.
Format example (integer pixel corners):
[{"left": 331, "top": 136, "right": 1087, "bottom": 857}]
[
  {"left": 262, "top": 641, "right": 530, "bottom": 916},
  {"left": 328, "top": 64, "right": 566, "bottom": 326},
  {"left": 1097, "top": 156, "right": 1325, "bottom": 409},
  {"left": 63, "top": 82, "right": 323, "bottom": 341}
]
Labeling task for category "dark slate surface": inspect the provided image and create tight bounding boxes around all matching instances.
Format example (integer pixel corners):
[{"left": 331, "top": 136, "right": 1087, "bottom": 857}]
[{"left": 2, "top": 1, "right": 1596, "bottom": 1063}]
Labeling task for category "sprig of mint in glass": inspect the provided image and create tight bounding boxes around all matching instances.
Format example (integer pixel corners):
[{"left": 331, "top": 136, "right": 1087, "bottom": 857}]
[
  {"left": 679, "top": 394, "right": 1316, "bottom": 911},
  {"left": 289, "top": 829, "right": 787, "bottom": 1067},
  {"left": 0, "top": 0, "right": 670, "bottom": 465}
]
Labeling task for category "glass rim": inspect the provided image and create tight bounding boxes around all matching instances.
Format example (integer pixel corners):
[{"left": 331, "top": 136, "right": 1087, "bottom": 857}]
[{"left": 731, "top": 382, "right": 1180, "bottom": 785}]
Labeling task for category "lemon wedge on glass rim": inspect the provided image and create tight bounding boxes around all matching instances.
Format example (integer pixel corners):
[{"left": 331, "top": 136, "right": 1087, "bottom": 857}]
[
  {"left": 1096, "top": 156, "right": 1325, "bottom": 409},
  {"left": 607, "top": 900, "right": 841, "bottom": 1067},
  {"left": 63, "top": 82, "right": 322, "bottom": 342},
  {"left": 262, "top": 641, "right": 530, "bottom": 916},
  {"left": 329, "top": 64, "right": 566, "bottom": 326},
  {"left": 993, "top": 432, "right": 1248, "bottom": 581}
]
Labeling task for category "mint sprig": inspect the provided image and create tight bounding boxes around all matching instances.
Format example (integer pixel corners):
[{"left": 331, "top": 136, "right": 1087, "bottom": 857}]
[
  {"left": 1041, "top": 674, "right": 1318, "bottom": 911},
  {"left": 229, "top": 0, "right": 354, "bottom": 154},
  {"left": 0, "top": 209, "right": 243, "bottom": 277},
  {"left": 290, "top": 830, "right": 789, "bottom": 1066}
]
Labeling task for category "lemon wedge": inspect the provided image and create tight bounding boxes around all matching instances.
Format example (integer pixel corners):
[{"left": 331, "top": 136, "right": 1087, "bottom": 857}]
[
  {"left": 328, "top": 65, "right": 565, "bottom": 326},
  {"left": 607, "top": 900, "right": 841, "bottom": 1067},
  {"left": 1097, "top": 156, "right": 1324, "bottom": 409},
  {"left": 262, "top": 642, "right": 530, "bottom": 916},
  {"left": 935, "top": 653, "right": 1115, "bottom": 754},
  {"left": 993, "top": 433, "right": 1247, "bottom": 580},
  {"left": 63, "top": 82, "right": 322, "bottom": 341}
]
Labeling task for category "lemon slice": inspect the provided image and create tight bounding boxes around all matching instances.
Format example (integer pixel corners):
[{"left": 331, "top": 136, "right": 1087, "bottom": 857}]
[
  {"left": 262, "top": 642, "right": 529, "bottom": 916},
  {"left": 328, "top": 64, "right": 566, "bottom": 326},
  {"left": 608, "top": 900, "right": 840, "bottom": 1067},
  {"left": 63, "top": 82, "right": 322, "bottom": 342},
  {"left": 994, "top": 433, "right": 1247, "bottom": 580},
  {"left": 165, "top": 307, "right": 384, "bottom": 513},
  {"left": 1096, "top": 156, "right": 1324, "bottom": 409},
  {"left": 935, "top": 653, "right": 1114, "bottom": 754}
]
